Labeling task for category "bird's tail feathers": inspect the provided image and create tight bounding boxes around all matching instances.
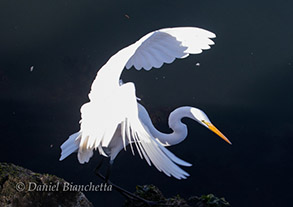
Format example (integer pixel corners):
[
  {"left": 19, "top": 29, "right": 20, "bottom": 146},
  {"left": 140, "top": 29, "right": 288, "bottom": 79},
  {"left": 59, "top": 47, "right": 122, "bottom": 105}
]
[{"left": 59, "top": 132, "right": 81, "bottom": 161}]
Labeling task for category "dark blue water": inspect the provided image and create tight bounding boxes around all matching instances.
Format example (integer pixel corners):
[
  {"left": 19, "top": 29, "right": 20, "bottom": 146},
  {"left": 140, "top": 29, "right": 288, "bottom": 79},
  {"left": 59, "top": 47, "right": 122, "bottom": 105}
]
[{"left": 1, "top": 0, "right": 293, "bottom": 206}]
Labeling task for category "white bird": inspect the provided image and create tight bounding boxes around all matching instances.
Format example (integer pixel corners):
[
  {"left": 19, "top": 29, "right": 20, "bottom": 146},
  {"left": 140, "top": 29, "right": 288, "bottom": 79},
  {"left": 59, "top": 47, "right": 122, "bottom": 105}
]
[{"left": 59, "top": 27, "right": 231, "bottom": 180}]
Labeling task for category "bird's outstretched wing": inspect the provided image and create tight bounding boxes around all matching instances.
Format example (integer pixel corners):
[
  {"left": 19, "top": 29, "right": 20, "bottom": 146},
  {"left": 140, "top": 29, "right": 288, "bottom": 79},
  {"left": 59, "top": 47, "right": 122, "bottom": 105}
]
[
  {"left": 125, "top": 27, "right": 215, "bottom": 71},
  {"left": 88, "top": 27, "right": 215, "bottom": 100}
]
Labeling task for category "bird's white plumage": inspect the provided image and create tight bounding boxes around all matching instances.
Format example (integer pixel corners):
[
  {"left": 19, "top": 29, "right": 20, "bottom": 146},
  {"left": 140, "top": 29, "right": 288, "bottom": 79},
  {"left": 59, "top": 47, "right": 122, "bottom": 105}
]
[
  {"left": 60, "top": 27, "right": 216, "bottom": 179},
  {"left": 60, "top": 132, "right": 80, "bottom": 161},
  {"left": 126, "top": 27, "right": 215, "bottom": 70}
]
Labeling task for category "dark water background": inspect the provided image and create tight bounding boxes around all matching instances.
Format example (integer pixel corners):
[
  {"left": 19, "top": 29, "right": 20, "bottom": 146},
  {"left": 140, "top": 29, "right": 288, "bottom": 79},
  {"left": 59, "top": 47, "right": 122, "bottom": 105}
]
[{"left": 1, "top": 0, "right": 293, "bottom": 206}]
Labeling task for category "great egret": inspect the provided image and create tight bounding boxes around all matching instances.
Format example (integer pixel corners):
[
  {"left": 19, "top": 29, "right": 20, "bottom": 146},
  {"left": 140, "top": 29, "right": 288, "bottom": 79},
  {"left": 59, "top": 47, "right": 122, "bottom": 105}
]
[{"left": 60, "top": 27, "right": 231, "bottom": 180}]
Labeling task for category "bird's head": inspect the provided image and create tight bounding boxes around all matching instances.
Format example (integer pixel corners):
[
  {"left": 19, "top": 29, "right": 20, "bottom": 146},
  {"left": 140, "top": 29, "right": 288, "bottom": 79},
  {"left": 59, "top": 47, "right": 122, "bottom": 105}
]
[{"left": 190, "top": 108, "right": 232, "bottom": 145}]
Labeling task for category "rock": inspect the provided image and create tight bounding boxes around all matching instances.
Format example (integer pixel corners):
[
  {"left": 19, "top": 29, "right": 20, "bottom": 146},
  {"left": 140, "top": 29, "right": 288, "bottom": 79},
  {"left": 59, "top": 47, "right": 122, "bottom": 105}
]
[
  {"left": 124, "top": 184, "right": 231, "bottom": 207},
  {"left": 0, "top": 162, "right": 93, "bottom": 207},
  {"left": 188, "top": 194, "right": 231, "bottom": 207},
  {"left": 0, "top": 162, "right": 231, "bottom": 207}
]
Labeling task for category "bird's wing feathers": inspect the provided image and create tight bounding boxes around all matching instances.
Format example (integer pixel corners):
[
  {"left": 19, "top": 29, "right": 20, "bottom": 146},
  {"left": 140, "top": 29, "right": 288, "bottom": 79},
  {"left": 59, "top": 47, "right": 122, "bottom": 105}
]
[
  {"left": 116, "top": 83, "right": 191, "bottom": 179},
  {"left": 129, "top": 123, "right": 192, "bottom": 179},
  {"left": 125, "top": 27, "right": 215, "bottom": 71}
]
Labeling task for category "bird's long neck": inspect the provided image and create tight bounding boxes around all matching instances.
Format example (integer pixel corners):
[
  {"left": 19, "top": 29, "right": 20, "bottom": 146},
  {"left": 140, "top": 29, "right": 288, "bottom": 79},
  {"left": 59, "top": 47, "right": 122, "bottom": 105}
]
[{"left": 139, "top": 105, "right": 195, "bottom": 146}]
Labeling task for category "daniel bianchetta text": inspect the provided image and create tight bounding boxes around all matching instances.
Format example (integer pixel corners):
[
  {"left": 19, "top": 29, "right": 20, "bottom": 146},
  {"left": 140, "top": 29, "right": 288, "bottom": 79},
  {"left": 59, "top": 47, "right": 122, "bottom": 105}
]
[{"left": 15, "top": 181, "right": 112, "bottom": 192}]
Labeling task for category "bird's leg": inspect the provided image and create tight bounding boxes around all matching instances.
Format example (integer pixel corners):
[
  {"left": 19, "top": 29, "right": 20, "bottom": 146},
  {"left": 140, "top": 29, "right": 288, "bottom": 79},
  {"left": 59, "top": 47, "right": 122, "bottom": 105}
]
[
  {"left": 95, "top": 171, "right": 161, "bottom": 206},
  {"left": 94, "top": 157, "right": 105, "bottom": 174},
  {"left": 95, "top": 158, "right": 112, "bottom": 183},
  {"left": 94, "top": 158, "right": 170, "bottom": 206},
  {"left": 105, "top": 159, "right": 113, "bottom": 182}
]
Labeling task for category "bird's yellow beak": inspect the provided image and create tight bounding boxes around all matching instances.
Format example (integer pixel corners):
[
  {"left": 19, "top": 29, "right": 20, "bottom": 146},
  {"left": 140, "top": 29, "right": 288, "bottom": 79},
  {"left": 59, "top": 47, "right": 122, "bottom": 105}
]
[{"left": 202, "top": 121, "right": 232, "bottom": 145}]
